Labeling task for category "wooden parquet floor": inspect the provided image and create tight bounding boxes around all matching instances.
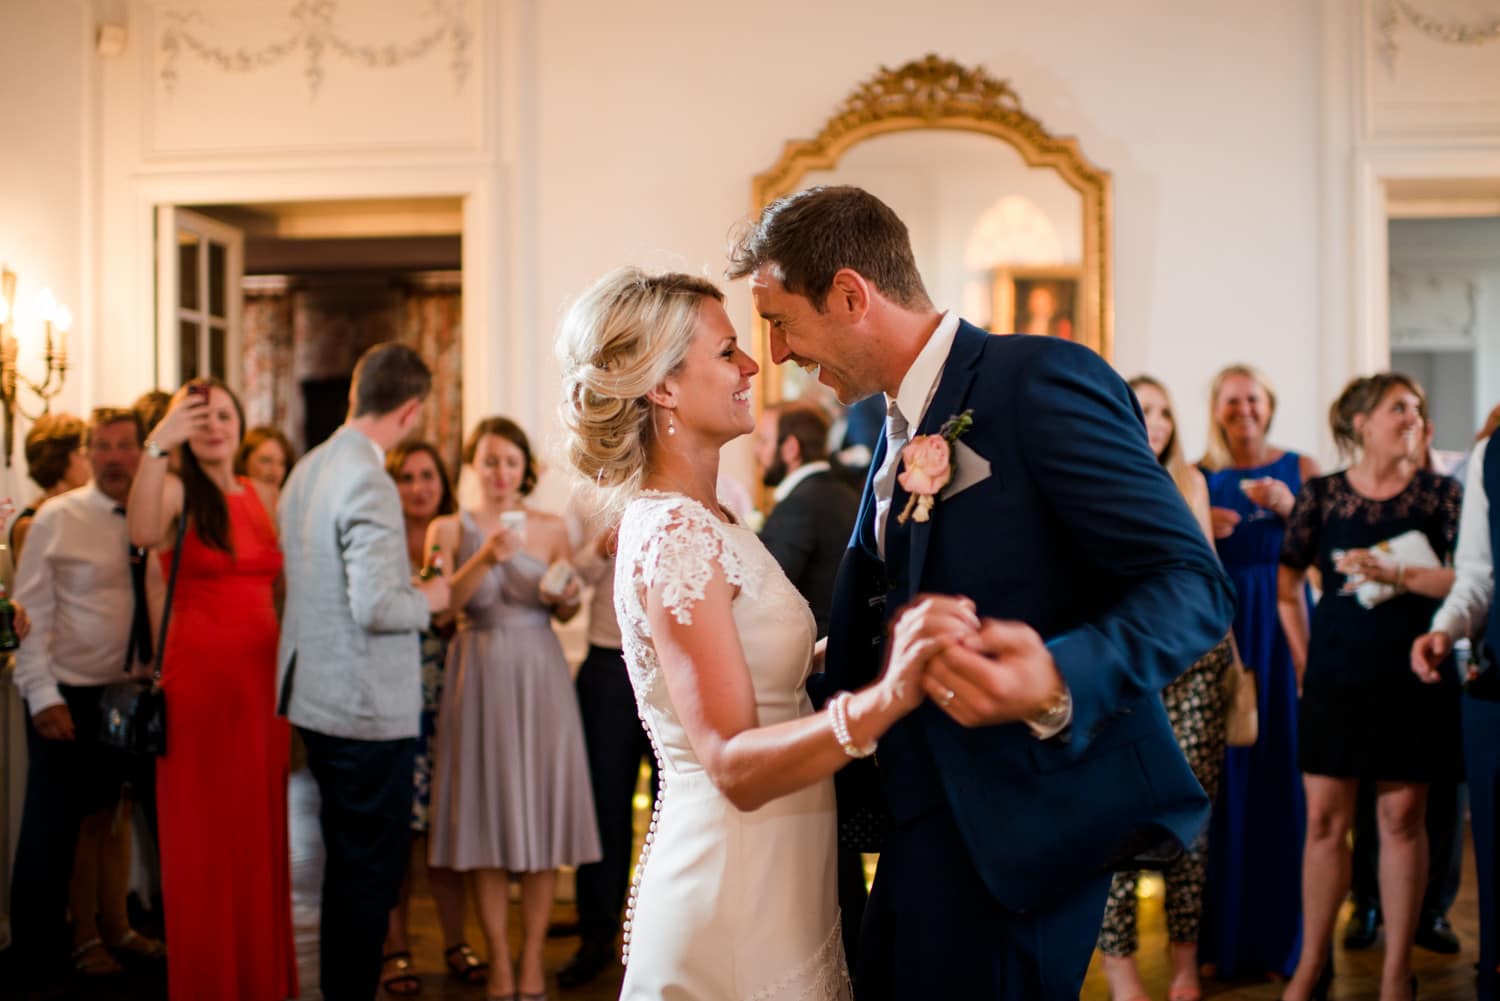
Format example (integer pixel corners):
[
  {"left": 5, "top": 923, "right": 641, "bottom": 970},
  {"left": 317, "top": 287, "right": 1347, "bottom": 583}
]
[{"left": 6, "top": 830, "right": 1484, "bottom": 1000}]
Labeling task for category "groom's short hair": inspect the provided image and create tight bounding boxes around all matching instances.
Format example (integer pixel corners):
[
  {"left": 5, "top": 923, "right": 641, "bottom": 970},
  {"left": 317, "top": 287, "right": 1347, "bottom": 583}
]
[{"left": 726, "top": 185, "right": 931, "bottom": 313}]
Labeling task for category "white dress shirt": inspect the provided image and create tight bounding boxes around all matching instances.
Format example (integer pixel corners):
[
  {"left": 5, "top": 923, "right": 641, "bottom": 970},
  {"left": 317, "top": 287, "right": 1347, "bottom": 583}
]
[
  {"left": 1432, "top": 438, "right": 1493, "bottom": 641},
  {"left": 567, "top": 499, "right": 622, "bottom": 650},
  {"left": 12, "top": 483, "right": 138, "bottom": 714},
  {"left": 772, "top": 461, "right": 833, "bottom": 505},
  {"left": 874, "top": 311, "right": 961, "bottom": 555}
]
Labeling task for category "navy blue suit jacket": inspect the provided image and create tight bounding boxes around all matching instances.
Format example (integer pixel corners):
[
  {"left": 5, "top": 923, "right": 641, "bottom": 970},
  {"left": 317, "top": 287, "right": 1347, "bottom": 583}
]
[{"left": 821, "top": 321, "right": 1234, "bottom": 914}]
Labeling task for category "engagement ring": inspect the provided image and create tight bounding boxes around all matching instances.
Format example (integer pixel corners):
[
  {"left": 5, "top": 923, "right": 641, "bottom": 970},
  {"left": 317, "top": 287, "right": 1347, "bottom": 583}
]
[{"left": 940, "top": 688, "right": 957, "bottom": 708}]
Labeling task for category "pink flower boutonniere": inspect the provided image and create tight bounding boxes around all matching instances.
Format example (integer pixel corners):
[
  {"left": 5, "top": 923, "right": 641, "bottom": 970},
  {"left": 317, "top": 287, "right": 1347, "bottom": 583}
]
[{"left": 897, "top": 409, "right": 974, "bottom": 525}]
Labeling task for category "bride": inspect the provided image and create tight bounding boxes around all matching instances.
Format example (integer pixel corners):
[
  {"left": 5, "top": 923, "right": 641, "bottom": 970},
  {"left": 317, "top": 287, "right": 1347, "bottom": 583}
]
[{"left": 556, "top": 267, "right": 973, "bottom": 1000}]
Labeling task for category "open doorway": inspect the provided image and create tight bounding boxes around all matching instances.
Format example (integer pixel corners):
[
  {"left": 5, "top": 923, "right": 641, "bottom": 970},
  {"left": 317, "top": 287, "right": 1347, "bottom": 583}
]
[
  {"left": 1386, "top": 179, "right": 1500, "bottom": 452},
  {"left": 160, "top": 197, "right": 464, "bottom": 470}
]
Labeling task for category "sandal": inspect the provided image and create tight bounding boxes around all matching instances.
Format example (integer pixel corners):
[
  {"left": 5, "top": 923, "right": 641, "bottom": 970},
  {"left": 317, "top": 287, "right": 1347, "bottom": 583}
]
[
  {"left": 109, "top": 929, "right": 166, "bottom": 961},
  {"left": 381, "top": 950, "right": 422, "bottom": 995},
  {"left": 444, "top": 942, "right": 489, "bottom": 984},
  {"left": 72, "top": 938, "right": 125, "bottom": 977}
]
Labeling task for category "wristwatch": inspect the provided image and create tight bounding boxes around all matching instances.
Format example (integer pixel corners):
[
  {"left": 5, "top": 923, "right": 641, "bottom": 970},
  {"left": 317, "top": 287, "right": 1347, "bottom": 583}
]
[
  {"left": 1028, "top": 686, "right": 1073, "bottom": 739},
  {"left": 144, "top": 439, "right": 168, "bottom": 459}
]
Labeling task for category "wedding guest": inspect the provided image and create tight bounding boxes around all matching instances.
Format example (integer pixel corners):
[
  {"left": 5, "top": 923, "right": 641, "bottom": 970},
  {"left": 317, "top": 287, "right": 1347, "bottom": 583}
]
[
  {"left": 753, "top": 401, "right": 861, "bottom": 637},
  {"left": 236, "top": 424, "right": 296, "bottom": 488},
  {"left": 426, "top": 416, "right": 599, "bottom": 1001},
  {"left": 1344, "top": 415, "right": 1467, "bottom": 957},
  {"left": 1412, "top": 408, "right": 1500, "bottom": 1001},
  {"left": 1197, "top": 363, "right": 1319, "bottom": 979},
  {"left": 128, "top": 379, "right": 297, "bottom": 1001},
  {"left": 379, "top": 441, "right": 483, "bottom": 993},
  {"left": 1098, "top": 376, "right": 1234, "bottom": 1001},
  {"left": 10, "top": 413, "right": 91, "bottom": 560},
  {"left": 1277, "top": 373, "right": 1460, "bottom": 1001},
  {"left": 9, "top": 408, "right": 161, "bottom": 983},
  {"left": 276, "top": 343, "right": 450, "bottom": 1001}
]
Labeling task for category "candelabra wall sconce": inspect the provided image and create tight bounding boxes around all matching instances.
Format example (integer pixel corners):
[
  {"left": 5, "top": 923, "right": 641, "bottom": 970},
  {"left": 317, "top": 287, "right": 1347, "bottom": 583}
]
[{"left": 0, "top": 267, "right": 72, "bottom": 468}]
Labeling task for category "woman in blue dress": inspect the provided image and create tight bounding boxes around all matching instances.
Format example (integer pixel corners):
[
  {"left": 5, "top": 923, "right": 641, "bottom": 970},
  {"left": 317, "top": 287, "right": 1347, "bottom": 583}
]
[{"left": 1198, "top": 364, "right": 1320, "bottom": 981}]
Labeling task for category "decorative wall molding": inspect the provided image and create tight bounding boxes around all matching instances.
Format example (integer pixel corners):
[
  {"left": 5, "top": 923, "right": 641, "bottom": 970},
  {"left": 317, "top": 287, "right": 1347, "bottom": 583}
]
[
  {"left": 1379, "top": 0, "right": 1500, "bottom": 72},
  {"left": 1389, "top": 270, "right": 1477, "bottom": 345},
  {"left": 159, "top": 0, "right": 471, "bottom": 97}
]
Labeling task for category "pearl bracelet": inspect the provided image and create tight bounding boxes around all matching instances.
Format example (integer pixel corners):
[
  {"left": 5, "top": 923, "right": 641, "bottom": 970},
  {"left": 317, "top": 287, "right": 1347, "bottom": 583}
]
[{"left": 829, "top": 692, "right": 877, "bottom": 759}]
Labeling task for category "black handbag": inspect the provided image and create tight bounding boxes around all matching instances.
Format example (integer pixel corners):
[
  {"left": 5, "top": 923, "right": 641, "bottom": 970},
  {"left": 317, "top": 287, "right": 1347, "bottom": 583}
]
[{"left": 99, "top": 515, "right": 187, "bottom": 757}]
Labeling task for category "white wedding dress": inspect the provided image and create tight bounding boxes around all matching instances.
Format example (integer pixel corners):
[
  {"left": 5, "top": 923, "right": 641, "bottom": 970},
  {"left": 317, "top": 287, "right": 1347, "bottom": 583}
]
[{"left": 614, "top": 491, "right": 852, "bottom": 1001}]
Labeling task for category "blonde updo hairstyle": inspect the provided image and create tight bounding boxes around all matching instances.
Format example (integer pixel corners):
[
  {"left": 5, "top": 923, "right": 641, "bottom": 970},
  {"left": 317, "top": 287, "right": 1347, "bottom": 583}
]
[{"left": 557, "top": 267, "right": 725, "bottom": 501}]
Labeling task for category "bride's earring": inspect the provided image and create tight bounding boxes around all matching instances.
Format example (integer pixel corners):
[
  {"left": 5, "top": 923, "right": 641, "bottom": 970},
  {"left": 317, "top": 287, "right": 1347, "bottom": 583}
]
[{"left": 666, "top": 412, "right": 677, "bottom": 436}]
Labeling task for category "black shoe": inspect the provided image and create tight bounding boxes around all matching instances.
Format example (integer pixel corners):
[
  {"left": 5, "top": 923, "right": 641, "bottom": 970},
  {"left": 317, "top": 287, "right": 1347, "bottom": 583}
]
[
  {"left": 1343, "top": 903, "right": 1382, "bottom": 950},
  {"left": 557, "top": 940, "right": 615, "bottom": 990},
  {"left": 1414, "top": 913, "right": 1460, "bottom": 954},
  {"left": 546, "top": 920, "right": 581, "bottom": 939}
]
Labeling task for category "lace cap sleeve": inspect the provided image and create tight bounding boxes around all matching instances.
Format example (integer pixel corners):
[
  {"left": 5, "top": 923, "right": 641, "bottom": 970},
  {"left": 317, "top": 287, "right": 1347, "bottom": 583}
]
[
  {"left": 1280, "top": 475, "right": 1323, "bottom": 571},
  {"left": 626, "top": 495, "right": 748, "bottom": 627}
]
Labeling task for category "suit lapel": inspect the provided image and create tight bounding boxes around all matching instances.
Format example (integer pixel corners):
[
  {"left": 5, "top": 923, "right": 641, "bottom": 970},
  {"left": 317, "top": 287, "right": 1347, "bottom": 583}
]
[
  {"left": 902, "top": 322, "right": 987, "bottom": 596},
  {"left": 853, "top": 429, "right": 886, "bottom": 559}
]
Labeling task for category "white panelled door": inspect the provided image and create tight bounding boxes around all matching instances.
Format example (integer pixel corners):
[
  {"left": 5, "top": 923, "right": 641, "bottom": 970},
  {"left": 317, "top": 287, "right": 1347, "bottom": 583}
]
[{"left": 155, "top": 207, "right": 244, "bottom": 391}]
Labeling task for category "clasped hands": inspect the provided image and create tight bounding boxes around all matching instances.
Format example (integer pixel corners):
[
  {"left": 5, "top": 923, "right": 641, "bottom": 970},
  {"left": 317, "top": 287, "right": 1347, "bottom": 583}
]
[{"left": 881, "top": 593, "right": 1065, "bottom": 728}]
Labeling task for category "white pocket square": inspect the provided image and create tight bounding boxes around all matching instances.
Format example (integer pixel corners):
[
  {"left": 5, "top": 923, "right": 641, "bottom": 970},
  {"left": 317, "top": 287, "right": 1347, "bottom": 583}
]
[{"left": 940, "top": 440, "right": 991, "bottom": 500}]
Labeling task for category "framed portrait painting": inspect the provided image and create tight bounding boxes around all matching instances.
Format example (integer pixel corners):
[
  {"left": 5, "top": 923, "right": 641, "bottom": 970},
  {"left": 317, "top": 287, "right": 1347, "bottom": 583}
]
[{"left": 993, "top": 267, "right": 1083, "bottom": 344}]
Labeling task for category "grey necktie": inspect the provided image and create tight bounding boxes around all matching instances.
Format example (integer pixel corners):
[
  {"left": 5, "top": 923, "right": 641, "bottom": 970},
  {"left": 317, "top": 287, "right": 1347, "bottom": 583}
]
[{"left": 875, "top": 399, "right": 910, "bottom": 556}]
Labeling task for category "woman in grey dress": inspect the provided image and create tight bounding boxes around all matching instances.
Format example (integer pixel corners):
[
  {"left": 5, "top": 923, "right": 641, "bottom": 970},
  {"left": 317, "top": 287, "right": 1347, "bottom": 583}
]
[{"left": 427, "top": 416, "right": 601, "bottom": 1001}]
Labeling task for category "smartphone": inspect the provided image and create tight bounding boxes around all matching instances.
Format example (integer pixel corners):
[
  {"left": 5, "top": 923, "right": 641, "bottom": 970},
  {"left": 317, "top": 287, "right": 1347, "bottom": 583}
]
[
  {"left": 186, "top": 381, "right": 210, "bottom": 403},
  {"left": 499, "top": 510, "right": 526, "bottom": 535}
]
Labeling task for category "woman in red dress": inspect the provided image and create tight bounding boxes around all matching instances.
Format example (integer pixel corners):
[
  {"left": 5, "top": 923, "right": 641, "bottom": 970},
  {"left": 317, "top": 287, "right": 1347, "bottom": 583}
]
[{"left": 128, "top": 378, "right": 297, "bottom": 1001}]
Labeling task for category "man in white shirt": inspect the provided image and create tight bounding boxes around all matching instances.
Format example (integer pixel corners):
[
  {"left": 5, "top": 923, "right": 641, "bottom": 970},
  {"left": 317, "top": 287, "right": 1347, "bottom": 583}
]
[
  {"left": 557, "top": 504, "right": 652, "bottom": 989},
  {"left": 8, "top": 407, "right": 157, "bottom": 982},
  {"left": 1413, "top": 428, "right": 1500, "bottom": 1000}
]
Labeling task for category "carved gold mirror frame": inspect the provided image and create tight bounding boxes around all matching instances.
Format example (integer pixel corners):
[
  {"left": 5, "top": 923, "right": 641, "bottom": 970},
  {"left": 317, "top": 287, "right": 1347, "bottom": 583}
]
[{"left": 750, "top": 55, "right": 1113, "bottom": 409}]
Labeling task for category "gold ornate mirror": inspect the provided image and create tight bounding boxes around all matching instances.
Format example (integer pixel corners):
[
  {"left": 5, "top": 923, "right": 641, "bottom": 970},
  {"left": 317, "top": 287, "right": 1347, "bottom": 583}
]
[{"left": 751, "top": 55, "right": 1113, "bottom": 408}]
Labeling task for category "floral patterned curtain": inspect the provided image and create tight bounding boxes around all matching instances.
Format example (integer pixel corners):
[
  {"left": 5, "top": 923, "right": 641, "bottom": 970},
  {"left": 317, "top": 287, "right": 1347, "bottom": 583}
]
[
  {"left": 238, "top": 274, "right": 462, "bottom": 476},
  {"left": 401, "top": 280, "right": 463, "bottom": 476}
]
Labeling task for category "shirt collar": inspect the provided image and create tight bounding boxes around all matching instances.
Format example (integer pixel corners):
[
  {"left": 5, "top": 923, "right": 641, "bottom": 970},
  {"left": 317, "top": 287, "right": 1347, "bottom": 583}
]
[
  {"left": 81, "top": 481, "right": 121, "bottom": 513},
  {"left": 888, "top": 310, "right": 960, "bottom": 432},
  {"left": 772, "top": 460, "right": 831, "bottom": 504}
]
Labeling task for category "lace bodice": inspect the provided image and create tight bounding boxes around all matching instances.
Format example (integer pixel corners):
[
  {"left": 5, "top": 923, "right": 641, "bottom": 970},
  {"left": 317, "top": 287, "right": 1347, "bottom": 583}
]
[{"left": 614, "top": 491, "right": 817, "bottom": 776}]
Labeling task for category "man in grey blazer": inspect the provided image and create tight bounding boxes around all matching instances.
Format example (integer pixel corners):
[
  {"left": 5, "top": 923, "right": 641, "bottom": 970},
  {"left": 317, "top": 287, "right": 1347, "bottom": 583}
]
[{"left": 276, "top": 342, "right": 450, "bottom": 1001}]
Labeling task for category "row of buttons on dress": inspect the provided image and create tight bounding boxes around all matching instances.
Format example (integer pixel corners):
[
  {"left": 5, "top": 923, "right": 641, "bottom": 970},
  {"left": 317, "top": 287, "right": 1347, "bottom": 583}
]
[{"left": 619, "top": 696, "right": 667, "bottom": 968}]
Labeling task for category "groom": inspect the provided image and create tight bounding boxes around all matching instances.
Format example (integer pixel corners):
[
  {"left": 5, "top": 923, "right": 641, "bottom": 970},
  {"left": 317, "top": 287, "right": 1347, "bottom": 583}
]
[{"left": 729, "top": 186, "right": 1234, "bottom": 999}]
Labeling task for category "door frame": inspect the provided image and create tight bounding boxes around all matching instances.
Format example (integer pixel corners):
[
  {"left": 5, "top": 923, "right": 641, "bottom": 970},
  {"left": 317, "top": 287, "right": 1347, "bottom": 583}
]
[{"left": 128, "top": 161, "right": 505, "bottom": 437}]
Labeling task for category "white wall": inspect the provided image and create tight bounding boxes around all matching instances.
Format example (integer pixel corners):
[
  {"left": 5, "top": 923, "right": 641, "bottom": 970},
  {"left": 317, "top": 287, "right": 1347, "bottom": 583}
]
[
  {"left": 529, "top": 0, "right": 1325, "bottom": 472},
  {"left": 0, "top": 0, "right": 89, "bottom": 502},
  {"left": 11, "top": 0, "right": 1500, "bottom": 505}
]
